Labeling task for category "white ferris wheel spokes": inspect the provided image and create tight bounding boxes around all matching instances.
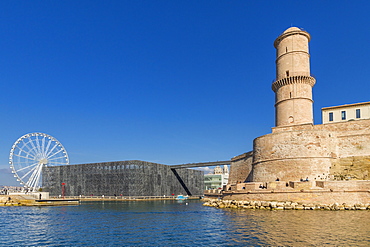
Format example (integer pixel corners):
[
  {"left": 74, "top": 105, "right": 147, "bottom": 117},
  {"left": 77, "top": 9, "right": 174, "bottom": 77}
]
[{"left": 9, "top": 133, "right": 69, "bottom": 191}]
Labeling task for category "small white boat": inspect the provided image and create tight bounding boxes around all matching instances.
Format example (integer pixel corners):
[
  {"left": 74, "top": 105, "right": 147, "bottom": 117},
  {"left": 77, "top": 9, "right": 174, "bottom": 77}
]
[{"left": 175, "top": 195, "right": 189, "bottom": 200}]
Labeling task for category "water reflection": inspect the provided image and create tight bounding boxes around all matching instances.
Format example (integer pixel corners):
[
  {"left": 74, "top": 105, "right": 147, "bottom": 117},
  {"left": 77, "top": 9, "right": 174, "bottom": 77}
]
[
  {"left": 223, "top": 209, "right": 370, "bottom": 246},
  {"left": 0, "top": 201, "right": 369, "bottom": 246}
]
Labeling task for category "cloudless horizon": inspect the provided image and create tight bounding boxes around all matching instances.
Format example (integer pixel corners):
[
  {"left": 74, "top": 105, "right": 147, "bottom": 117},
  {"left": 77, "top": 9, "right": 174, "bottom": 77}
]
[{"left": 1, "top": 1, "right": 370, "bottom": 185}]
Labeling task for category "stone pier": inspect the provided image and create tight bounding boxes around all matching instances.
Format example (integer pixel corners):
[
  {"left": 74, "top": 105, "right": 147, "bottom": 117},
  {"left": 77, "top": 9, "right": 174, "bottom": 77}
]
[{"left": 204, "top": 180, "right": 370, "bottom": 210}]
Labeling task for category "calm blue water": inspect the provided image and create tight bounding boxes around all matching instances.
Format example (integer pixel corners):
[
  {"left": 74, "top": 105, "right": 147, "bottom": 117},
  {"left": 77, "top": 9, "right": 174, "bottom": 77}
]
[{"left": 1, "top": 200, "right": 369, "bottom": 246}]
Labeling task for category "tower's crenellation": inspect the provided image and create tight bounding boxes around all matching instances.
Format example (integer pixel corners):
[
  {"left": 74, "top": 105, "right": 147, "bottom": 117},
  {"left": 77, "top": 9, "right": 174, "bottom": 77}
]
[{"left": 272, "top": 75, "right": 316, "bottom": 93}]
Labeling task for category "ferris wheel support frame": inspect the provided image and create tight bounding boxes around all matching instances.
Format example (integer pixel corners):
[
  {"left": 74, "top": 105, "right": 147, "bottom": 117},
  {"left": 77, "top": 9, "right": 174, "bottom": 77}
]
[{"left": 9, "top": 132, "right": 69, "bottom": 192}]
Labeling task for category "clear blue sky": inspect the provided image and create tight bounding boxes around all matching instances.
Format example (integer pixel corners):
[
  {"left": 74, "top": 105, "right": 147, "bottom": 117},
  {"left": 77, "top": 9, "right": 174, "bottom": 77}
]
[{"left": 1, "top": 1, "right": 369, "bottom": 185}]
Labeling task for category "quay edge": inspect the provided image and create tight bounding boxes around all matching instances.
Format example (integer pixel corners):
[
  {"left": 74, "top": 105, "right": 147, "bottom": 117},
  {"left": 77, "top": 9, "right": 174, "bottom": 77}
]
[
  {"left": 203, "top": 180, "right": 370, "bottom": 210},
  {"left": 202, "top": 198, "right": 370, "bottom": 211},
  {"left": 0, "top": 195, "right": 79, "bottom": 206}
]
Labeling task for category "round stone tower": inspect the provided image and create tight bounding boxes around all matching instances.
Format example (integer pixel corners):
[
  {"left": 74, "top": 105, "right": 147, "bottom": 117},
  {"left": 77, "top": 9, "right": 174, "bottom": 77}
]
[{"left": 272, "top": 27, "right": 316, "bottom": 127}]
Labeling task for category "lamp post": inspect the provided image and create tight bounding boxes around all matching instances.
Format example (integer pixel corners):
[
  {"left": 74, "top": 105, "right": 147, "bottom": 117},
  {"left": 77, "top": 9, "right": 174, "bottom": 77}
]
[{"left": 61, "top": 183, "right": 65, "bottom": 199}]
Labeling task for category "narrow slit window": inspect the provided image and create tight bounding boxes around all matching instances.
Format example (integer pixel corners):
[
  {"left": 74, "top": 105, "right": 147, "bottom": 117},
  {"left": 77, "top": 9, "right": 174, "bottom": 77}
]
[
  {"left": 286, "top": 70, "right": 289, "bottom": 77},
  {"left": 341, "top": 111, "right": 346, "bottom": 120},
  {"left": 329, "top": 112, "right": 333, "bottom": 122}
]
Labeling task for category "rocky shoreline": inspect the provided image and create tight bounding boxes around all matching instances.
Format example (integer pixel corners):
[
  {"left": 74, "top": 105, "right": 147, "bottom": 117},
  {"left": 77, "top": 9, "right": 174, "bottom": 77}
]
[{"left": 203, "top": 199, "right": 370, "bottom": 210}]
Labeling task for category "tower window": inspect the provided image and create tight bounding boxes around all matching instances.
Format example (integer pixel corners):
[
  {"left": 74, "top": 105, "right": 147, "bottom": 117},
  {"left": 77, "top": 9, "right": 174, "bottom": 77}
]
[
  {"left": 356, "top": 109, "right": 361, "bottom": 118},
  {"left": 329, "top": 112, "right": 333, "bottom": 122},
  {"left": 286, "top": 47, "right": 288, "bottom": 52},
  {"left": 341, "top": 111, "right": 346, "bottom": 120},
  {"left": 286, "top": 70, "right": 289, "bottom": 77}
]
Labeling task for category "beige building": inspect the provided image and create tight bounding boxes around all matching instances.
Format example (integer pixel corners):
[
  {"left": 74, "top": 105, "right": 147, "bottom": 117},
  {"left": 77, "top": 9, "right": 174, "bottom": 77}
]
[
  {"left": 322, "top": 101, "right": 370, "bottom": 124},
  {"left": 204, "top": 165, "right": 229, "bottom": 190}
]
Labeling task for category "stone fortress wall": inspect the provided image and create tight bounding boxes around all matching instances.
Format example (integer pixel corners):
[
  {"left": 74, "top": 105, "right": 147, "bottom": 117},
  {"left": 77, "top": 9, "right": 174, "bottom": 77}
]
[
  {"left": 252, "top": 119, "right": 370, "bottom": 182},
  {"left": 215, "top": 119, "right": 370, "bottom": 207},
  {"left": 228, "top": 152, "right": 253, "bottom": 184}
]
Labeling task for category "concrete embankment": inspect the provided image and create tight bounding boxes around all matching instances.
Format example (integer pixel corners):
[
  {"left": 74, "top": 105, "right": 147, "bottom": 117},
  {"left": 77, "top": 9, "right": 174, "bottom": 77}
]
[
  {"left": 0, "top": 195, "right": 79, "bottom": 206},
  {"left": 57, "top": 195, "right": 202, "bottom": 202},
  {"left": 203, "top": 198, "right": 370, "bottom": 210},
  {"left": 1, "top": 194, "right": 202, "bottom": 206}
]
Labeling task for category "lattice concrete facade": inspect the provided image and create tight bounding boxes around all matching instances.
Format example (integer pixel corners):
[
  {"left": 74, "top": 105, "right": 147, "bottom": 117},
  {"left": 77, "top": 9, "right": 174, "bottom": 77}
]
[{"left": 42, "top": 160, "right": 204, "bottom": 197}]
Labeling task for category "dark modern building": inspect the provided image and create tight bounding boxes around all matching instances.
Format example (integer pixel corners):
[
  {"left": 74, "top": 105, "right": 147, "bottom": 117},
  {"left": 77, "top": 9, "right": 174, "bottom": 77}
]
[{"left": 42, "top": 160, "right": 204, "bottom": 197}]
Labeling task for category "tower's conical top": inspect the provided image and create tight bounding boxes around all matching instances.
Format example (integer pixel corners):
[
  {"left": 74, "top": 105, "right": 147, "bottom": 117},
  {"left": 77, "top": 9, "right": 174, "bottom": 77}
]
[
  {"left": 274, "top": 27, "right": 310, "bottom": 48},
  {"left": 283, "top": 27, "right": 301, "bottom": 33}
]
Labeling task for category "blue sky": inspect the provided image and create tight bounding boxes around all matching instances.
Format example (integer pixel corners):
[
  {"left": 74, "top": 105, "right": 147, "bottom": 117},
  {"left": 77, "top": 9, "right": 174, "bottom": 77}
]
[{"left": 1, "top": 1, "right": 369, "bottom": 185}]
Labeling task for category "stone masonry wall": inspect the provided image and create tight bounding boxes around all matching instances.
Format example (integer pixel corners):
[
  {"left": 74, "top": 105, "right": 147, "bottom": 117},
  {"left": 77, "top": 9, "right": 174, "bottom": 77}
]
[
  {"left": 228, "top": 152, "right": 253, "bottom": 184},
  {"left": 212, "top": 180, "right": 370, "bottom": 205},
  {"left": 252, "top": 129, "right": 335, "bottom": 182},
  {"left": 331, "top": 156, "right": 370, "bottom": 180},
  {"left": 221, "top": 191, "right": 370, "bottom": 205},
  {"left": 250, "top": 119, "right": 370, "bottom": 182}
]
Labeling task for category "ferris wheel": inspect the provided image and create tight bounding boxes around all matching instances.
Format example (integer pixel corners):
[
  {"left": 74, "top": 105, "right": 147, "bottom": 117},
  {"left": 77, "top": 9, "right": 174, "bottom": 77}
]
[{"left": 9, "top": 132, "right": 69, "bottom": 191}]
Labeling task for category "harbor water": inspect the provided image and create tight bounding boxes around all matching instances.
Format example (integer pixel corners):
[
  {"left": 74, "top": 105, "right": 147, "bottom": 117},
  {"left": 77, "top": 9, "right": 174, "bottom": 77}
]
[{"left": 1, "top": 200, "right": 369, "bottom": 246}]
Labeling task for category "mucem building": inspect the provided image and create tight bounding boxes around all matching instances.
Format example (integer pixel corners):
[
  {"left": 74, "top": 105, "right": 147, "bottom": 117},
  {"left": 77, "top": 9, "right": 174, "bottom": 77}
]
[{"left": 42, "top": 160, "right": 204, "bottom": 197}]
